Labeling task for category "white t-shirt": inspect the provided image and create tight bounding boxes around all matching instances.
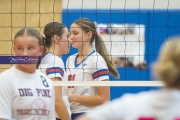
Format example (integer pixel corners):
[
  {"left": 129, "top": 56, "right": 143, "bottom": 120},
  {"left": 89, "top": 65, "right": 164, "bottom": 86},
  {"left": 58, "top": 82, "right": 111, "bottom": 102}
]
[
  {"left": 0, "top": 66, "right": 55, "bottom": 120},
  {"left": 87, "top": 88, "right": 180, "bottom": 120},
  {"left": 66, "top": 50, "right": 109, "bottom": 113},
  {"left": 38, "top": 52, "right": 71, "bottom": 117}
]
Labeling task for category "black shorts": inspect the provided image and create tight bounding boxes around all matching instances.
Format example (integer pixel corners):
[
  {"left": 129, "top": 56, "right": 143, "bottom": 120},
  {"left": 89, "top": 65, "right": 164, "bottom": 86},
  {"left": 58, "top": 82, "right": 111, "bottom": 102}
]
[{"left": 71, "top": 113, "right": 85, "bottom": 120}]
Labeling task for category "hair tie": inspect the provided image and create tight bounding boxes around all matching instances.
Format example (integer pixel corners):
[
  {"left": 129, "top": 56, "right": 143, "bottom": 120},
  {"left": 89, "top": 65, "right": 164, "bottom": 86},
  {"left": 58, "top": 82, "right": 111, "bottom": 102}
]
[{"left": 42, "top": 34, "right": 46, "bottom": 39}]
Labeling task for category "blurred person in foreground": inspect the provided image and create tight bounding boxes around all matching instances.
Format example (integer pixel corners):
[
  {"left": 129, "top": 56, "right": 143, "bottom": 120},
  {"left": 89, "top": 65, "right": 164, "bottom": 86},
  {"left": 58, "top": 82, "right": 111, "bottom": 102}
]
[{"left": 75, "top": 36, "right": 180, "bottom": 120}]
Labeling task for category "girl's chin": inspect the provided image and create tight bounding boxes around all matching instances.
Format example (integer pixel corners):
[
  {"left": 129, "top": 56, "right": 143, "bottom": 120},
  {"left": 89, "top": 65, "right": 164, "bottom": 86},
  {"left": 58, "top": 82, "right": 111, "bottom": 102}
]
[
  {"left": 71, "top": 44, "right": 78, "bottom": 48},
  {"left": 63, "top": 51, "right": 69, "bottom": 54},
  {"left": 18, "top": 64, "right": 36, "bottom": 69}
]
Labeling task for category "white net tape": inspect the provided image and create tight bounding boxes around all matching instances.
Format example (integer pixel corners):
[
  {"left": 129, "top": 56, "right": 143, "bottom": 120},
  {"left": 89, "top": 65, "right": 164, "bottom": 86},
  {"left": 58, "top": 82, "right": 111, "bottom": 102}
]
[{"left": 53, "top": 81, "right": 164, "bottom": 87}]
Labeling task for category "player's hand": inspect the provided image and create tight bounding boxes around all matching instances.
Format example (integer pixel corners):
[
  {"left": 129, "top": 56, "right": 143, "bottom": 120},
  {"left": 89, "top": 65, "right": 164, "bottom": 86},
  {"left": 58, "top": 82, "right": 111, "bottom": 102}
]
[{"left": 68, "top": 94, "right": 78, "bottom": 102}]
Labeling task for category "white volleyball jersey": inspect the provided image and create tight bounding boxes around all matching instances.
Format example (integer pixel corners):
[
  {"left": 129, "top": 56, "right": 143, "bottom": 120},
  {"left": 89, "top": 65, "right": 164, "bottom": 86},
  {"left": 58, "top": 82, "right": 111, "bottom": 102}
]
[
  {"left": 66, "top": 50, "right": 109, "bottom": 113},
  {"left": 39, "top": 52, "right": 65, "bottom": 79},
  {"left": 87, "top": 88, "right": 180, "bottom": 120},
  {"left": 0, "top": 66, "right": 55, "bottom": 120},
  {"left": 38, "top": 52, "right": 71, "bottom": 117}
]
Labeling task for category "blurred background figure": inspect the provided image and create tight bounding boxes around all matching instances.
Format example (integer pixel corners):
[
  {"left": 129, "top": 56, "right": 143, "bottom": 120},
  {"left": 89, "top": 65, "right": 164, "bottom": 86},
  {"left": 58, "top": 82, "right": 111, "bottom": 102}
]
[
  {"left": 75, "top": 36, "right": 180, "bottom": 120},
  {"left": 113, "top": 57, "right": 147, "bottom": 70}
]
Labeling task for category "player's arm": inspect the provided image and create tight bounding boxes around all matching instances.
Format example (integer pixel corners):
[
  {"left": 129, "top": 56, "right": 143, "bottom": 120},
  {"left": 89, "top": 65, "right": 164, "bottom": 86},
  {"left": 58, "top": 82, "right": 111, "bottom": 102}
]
[
  {"left": 68, "top": 58, "right": 110, "bottom": 106},
  {"left": 51, "top": 77, "right": 70, "bottom": 120},
  {"left": 48, "top": 82, "right": 56, "bottom": 120},
  {"left": 68, "top": 81, "right": 109, "bottom": 106},
  {"left": 46, "top": 59, "right": 70, "bottom": 120},
  {"left": 68, "top": 79, "right": 110, "bottom": 106}
]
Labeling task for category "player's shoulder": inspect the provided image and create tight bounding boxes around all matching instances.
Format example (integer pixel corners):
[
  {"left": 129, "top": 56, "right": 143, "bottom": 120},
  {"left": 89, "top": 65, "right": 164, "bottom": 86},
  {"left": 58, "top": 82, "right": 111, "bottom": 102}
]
[
  {"left": 36, "top": 70, "right": 53, "bottom": 83},
  {"left": 66, "top": 53, "right": 78, "bottom": 62},
  {"left": 89, "top": 51, "right": 106, "bottom": 63},
  {"left": 120, "top": 90, "right": 158, "bottom": 105},
  {"left": 68, "top": 53, "right": 78, "bottom": 59},
  {"left": 0, "top": 66, "right": 15, "bottom": 78},
  {"left": 42, "top": 53, "right": 63, "bottom": 64},
  {"left": 53, "top": 55, "right": 64, "bottom": 66},
  {"left": 36, "top": 69, "right": 49, "bottom": 78},
  {"left": 42, "top": 53, "right": 64, "bottom": 68},
  {"left": 0, "top": 66, "right": 18, "bottom": 85}
]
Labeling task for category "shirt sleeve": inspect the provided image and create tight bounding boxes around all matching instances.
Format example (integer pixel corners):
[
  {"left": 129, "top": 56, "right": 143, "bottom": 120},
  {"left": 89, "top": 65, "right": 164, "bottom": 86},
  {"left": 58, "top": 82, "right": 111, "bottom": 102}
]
[
  {"left": 46, "top": 57, "right": 65, "bottom": 79},
  {"left": 0, "top": 75, "right": 13, "bottom": 119},
  {"left": 91, "top": 57, "right": 109, "bottom": 81}
]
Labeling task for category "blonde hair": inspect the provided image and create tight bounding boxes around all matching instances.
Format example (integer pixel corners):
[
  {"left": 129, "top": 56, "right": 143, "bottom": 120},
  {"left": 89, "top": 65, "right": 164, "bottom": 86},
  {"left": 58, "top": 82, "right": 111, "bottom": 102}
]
[
  {"left": 74, "top": 18, "right": 120, "bottom": 78},
  {"left": 154, "top": 36, "right": 180, "bottom": 88}
]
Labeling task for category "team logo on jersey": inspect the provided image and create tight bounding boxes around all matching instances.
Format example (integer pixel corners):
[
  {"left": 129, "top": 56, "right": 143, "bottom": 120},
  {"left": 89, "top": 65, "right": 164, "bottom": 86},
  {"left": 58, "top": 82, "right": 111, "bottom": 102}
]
[
  {"left": 17, "top": 98, "right": 49, "bottom": 115},
  {"left": 68, "top": 74, "right": 76, "bottom": 88},
  {"left": 83, "top": 63, "right": 87, "bottom": 66},
  {"left": 68, "top": 74, "right": 76, "bottom": 81}
]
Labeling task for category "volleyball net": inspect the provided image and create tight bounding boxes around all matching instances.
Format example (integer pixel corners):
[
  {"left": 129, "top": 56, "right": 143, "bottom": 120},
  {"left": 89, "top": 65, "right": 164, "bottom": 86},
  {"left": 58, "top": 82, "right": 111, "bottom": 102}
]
[
  {"left": 0, "top": 0, "right": 179, "bottom": 89},
  {"left": 53, "top": 81, "right": 164, "bottom": 87}
]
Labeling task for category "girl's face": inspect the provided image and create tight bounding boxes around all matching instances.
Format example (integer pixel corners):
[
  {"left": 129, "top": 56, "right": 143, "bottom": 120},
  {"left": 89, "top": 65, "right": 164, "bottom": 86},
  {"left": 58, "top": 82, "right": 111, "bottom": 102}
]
[
  {"left": 14, "top": 35, "right": 44, "bottom": 72},
  {"left": 69, "top": 23, "right": 90, "bottom": 49},
  {"left": 58, "top": 28, "right": 70, "bottom": 54}
]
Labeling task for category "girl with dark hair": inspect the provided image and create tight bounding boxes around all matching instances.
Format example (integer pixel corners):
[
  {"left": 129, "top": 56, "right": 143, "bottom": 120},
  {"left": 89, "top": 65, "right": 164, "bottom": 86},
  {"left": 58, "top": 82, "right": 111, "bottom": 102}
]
[{"left": 38, "top": 22, "right": 71, "bottom": 120}]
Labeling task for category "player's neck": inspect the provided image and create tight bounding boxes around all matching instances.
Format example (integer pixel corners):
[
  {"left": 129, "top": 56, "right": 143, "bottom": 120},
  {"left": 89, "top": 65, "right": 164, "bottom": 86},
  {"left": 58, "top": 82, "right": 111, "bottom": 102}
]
[
  {"left": 15, "top": 65, "right": 36, "bottom": 73},
  {"left": 78, "top": 47, "right": 93, "bottom": 58},
  {"left": 48, "top": 47, "right": 62, "bottom": 58}
]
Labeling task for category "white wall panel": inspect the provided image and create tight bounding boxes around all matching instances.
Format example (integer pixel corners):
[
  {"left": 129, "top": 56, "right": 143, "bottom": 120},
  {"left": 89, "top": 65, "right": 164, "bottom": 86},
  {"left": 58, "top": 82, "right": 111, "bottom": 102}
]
[{"left": 63, "top": 0, "right": 180, "bottom": 9}]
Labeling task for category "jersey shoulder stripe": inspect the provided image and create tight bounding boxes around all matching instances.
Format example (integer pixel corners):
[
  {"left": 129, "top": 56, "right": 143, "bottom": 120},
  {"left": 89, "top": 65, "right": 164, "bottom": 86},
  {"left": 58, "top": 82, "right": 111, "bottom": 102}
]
[
  {"left": 46, "top": 67, "right": 64, "bottom": 77},
  {"left": 92, "top": 69, "right": 109, "bottom": 79}
]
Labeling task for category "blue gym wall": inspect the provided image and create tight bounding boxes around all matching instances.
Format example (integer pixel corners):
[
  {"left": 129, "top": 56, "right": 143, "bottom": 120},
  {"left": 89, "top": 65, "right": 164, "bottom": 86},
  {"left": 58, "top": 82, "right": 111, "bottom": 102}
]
[{"left": 61, "top": 9, "right": 180, "bottom": 99}]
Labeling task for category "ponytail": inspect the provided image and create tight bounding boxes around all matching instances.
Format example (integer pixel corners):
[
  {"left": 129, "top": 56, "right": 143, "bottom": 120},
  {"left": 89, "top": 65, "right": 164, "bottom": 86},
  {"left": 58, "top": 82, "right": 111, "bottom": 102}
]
[
  {"left": 95, "top": 34, "right": 120, "bottom": 78},
  {"left": 73, "top": 17, "right": 120, "bottom": 78}
]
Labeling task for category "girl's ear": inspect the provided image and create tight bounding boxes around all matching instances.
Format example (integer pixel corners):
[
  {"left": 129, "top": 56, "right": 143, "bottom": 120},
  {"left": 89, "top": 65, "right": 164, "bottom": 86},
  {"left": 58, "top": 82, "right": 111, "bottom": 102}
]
[
  {"left": 39, "top": 45, "right": 44, "bottom": 56},
  {"left": 87, "top": 31, "right": 93, "bottom": 41},
  {"left": 53, "top": 35, "right": 59, "bottom": 43}
]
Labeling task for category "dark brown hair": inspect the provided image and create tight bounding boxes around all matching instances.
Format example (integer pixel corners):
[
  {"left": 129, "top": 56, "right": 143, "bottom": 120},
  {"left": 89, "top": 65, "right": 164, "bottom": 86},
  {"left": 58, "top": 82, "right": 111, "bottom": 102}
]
[{"left": 43, "top": 22, "right": 67, "bottom": 54}]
